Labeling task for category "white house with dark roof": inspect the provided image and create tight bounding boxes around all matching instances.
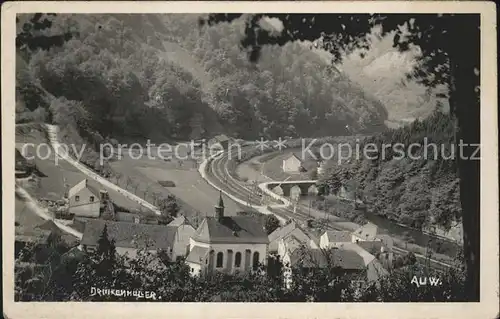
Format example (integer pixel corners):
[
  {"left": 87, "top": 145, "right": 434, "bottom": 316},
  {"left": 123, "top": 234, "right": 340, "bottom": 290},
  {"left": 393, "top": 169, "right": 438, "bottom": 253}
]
[
  {"left": 186, "top": 191, "right": 269, "bottom": 276},
  {"left": 282, "top": 153, "right": 303, "bottom": 173},
  {"left": 281, "top": 247, "right": 366, "bottom": 289},
  {"left": 268, "top": 221, "right": 318, "bottom": 255},
  {"left": 331, "top": 242, "right": 389, "bottom": 282},
  {"left": 68, "top": 179, "right": 101, "bottom": 218},
  {"left": 319, "top": 230, "right": 352, "bottom": 248},
  {"left": 352, "top": 223, "right": 379, "bottom": 242}
]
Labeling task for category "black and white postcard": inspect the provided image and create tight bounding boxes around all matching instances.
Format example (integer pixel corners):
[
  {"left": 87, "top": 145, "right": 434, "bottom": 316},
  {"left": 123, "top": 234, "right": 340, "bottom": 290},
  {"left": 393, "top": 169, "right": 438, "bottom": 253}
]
[{"left": 2, "top": 1, "right": 498, "bottom": 319}]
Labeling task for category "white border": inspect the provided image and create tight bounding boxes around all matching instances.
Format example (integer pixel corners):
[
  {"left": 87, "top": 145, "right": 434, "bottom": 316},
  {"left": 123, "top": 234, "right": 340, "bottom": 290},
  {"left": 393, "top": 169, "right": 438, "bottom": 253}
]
[{"left": 2, "top": 2, "right": 498, "bottom": 319}]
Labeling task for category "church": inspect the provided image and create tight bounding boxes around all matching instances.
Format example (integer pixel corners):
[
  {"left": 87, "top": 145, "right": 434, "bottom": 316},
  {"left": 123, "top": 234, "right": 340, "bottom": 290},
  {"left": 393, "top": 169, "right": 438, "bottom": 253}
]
[{"left": 186, "top": 191, "right": 269, "bottom": 276}]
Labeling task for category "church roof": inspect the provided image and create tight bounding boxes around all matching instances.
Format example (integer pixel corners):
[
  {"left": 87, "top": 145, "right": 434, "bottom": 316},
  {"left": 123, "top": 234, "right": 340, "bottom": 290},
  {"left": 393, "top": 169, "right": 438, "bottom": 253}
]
[{"left": 193, "top": 216, "right": 269, "bottom": 244}]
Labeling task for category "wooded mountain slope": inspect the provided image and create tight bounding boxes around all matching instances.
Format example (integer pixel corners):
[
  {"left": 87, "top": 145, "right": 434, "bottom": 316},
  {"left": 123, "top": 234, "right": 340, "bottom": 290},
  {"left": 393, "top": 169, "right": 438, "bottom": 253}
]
[
  {"left": 16, "top": 14, "right": 389, "bottom": 146},
  {"left": 318, "top": 111, "right": 461, "bottom": 231}
]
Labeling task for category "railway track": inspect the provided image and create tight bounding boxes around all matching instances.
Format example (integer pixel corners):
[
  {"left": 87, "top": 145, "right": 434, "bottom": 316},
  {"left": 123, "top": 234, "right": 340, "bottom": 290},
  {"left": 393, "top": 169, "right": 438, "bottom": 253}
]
[{"left": 205, "top": 147, "right": 456, "bottom": 272}]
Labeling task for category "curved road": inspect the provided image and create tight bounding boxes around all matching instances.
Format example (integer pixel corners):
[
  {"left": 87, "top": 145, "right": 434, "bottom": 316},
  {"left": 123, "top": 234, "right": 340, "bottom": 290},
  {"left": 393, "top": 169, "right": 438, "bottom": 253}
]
[{"left": 205, "top": 147, "right": 455, "bottom": 271}]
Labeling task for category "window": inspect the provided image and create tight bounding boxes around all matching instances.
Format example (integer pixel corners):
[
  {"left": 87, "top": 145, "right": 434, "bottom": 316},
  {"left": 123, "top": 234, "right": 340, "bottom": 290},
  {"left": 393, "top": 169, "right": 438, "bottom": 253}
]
[
  {"left": 75, "top": 195, "right": 80, "bottom": 202},
  {"left": 216, "top": 252, "right": 224, "bottom": 268},
  {"left": 252, "top": 252, "right": 260, "bottom": 270},
  {"left": 235, "top": 252, "right": 242, "bottom": 267},
  {"left": 90, "top": 196, "right": 95, "bottom": 202}
]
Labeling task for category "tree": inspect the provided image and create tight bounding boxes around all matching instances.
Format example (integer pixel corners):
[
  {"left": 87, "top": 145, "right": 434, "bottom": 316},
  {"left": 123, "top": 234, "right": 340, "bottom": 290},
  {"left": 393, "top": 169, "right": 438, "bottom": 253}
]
[
  {"left": 264, "top": 214, "right": 281, "bottom": 234},
  {"left": 96, "top": 224, "right": 116, "bottom": 263},
  {"left": 309, "top": 167, "right": 318, "bottom": 180},
  {"left": 158, "top": 195, "right": 180, "bottom": 225},
  {"left": 202, "top": 13, "right": 480, "bottom": 300},
  {"left": 16, "top": 14, "right": 77, "bottom": 55}
]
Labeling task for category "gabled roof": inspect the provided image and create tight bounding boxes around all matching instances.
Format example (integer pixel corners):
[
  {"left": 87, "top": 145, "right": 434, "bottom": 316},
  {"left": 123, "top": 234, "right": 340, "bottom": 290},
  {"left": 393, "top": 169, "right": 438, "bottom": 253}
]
[
  {"left": 353, "top": 223, "right": 378, "bottom": 241},
  {"left": 268, "top": 221, "right": 314, "bottom": 252},
  {"left": 68, "top": 179, "right": 101, "bottom": 199},
  {"left": 289, "top": 248, "right": 365, "bottom": 270},
  {"left": 186, "top": 246, "right": 210, "bottom": 264},
  {"left": 324, "top": 230, "right": 352, "bottom": 243},
  {"left": 15, "top": 227, "right": 52, "bottom": 243},
  {"left": 334, "top": 242, "right": 376, "bottom": 266},
  {"left": 168, "top": 215, "right": 187, "bottom": 227},
  {"left": 81, "top": 219, "right": 177, "bottom": 250},
  {"left": 281, "top": 234, "right": 306, "bottom": 254},
  {"left": 358, "top": 241, "right": 384, "bottom": 254},
  {"left": 36, "top": 220, "right": 63, "bottom": 235},
  {"left": 284, "top": 153, "right": 303, "bottom": 163},
  {"left": 193, "top": 216, "right": 269, "bottom": 244}
]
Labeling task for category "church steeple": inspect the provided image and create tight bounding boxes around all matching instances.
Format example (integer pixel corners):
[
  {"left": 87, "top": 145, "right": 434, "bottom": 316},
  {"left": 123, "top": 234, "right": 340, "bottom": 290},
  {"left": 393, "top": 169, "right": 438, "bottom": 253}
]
[{"left": 215, "top": 190, "right": 224, "bottom": 220}]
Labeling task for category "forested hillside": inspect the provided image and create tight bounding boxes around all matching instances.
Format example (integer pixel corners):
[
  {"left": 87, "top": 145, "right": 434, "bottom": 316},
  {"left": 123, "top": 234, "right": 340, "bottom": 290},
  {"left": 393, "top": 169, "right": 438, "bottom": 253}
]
[
  {"left": 16, "top": 13, "right": 389, "bottom": 149},
  {"left": 318, "top": 110, "right": 461, "bottom": 233}
]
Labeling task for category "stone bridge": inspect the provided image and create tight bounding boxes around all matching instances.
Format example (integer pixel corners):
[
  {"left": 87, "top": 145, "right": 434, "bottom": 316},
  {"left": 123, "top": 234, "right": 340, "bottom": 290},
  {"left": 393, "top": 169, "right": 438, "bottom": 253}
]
[{"left": 266, "top": 180, "right": 319, "bottom": 198}]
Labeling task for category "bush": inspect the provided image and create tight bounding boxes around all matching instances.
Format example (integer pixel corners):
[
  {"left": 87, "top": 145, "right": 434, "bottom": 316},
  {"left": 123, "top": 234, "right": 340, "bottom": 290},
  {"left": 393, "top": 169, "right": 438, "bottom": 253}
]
[{"left": 158, "top": 180, "right": 176, "bottom": 187}]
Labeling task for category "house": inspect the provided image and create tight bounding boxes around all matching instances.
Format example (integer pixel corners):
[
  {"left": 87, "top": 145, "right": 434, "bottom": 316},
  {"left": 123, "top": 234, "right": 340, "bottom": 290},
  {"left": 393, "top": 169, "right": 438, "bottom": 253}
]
[
  {"left": 14, "top": 220, "right": 65, "bottom": 262},
  {"left": 172, "top": 223, "right": 196, "bottom": 261},
  {"left": 208, "top": 134, "right": 232, "bottom": 150},
  {"left": 357, "top": 240, "right": 393, "bottom": 266},
  {"left": 168, "top": 215, "right": 188, "bottom": 227},
  {"left": 68, "top": 179, "right": 101, "bottom": 218},
  {"left": 113, "top": 211, "right": 159, "bottom": 225},
  {"left": 282, "top": 153, "right": 303, "bottom": 173},
  {"left": 352, "top": 223, "right": 379, "bottom": 242},
  {"left": 268, "top": 221, "right": 319, "bottom": 255},
  {"left": 15, "top": 148, "right": 32, "bottom": 177},
  {"left": 332, "top": 242, "right": 389, "bottom": 282},
  {"left": 15, "top": 226, "right": 53, "bottom": 257},
  {"left": 186, "top": 191, "right": 269, "bottom": 276},
  {"left": 319, "top": 230, "right": 352, "bottom": 249},
  {"left": 80, "top": 219, "right": 178, "bottom": 259},
  {"left": 281, "top": 247, "right": 366, "bottom": 289}
]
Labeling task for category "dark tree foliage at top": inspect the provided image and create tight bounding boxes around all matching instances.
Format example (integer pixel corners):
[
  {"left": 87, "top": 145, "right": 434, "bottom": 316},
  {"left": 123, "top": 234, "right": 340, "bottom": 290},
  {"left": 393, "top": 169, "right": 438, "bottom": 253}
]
[
  {"left": 201, "top": 13, "right": 480, "bottom": 300},
  {"left": 16, "top": 13, "right": 77, "bottom": 52}
]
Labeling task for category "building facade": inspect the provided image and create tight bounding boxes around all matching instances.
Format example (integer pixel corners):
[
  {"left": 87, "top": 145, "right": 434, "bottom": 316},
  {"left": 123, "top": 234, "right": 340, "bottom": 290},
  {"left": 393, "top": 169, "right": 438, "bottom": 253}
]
[
  {"left": 186, "top": 192, "right": 269, "bottom": 276},
  {"left": 68, "top": 179, "right": 101, "bottom": 218},
  {"left": 282, "top": 154, "right": 303, "bottom": 173}
]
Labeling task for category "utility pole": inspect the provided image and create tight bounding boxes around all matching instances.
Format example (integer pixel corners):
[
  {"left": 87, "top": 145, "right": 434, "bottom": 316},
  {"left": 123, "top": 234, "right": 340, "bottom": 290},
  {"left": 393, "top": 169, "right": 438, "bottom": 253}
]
[{"left": 323, "top": 196, "right": 328, "bottom": 230}]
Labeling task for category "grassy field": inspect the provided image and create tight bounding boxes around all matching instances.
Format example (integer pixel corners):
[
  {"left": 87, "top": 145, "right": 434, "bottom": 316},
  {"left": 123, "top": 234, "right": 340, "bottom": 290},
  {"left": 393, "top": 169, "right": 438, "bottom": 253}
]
[{"left": 109, "top": 147, "right": 247, "bottom": 223}]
